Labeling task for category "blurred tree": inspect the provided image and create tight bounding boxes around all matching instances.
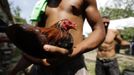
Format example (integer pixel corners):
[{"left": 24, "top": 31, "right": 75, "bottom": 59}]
[
  {"left": 13, "top": 6, "right": 21, "bottom": 17},
  {"left": 0, "top": 0, "right": 14, "bottom": 24},
  {"left": 9, "top": 1, "right": 27, "bottom": 24},
  {"left": 120, "top": 27, "right": 134, "bottom": 41},
  {"left": 12, "top": 6, "right": 27, "bottom": 24},
  {"left": 100, "top": 0, "right": 134, "bottom": 19},
  {"left": 100, "top": 7, "right": 134, "bottom": 19}
]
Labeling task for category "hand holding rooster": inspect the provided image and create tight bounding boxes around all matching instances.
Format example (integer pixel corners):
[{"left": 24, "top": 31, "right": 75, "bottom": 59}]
[{"left": 6, "top": 19, "right": 76, "bottom": 59}]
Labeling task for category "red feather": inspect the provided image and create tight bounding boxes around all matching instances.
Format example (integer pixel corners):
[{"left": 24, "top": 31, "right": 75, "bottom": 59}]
[{"left": 6, "top": 19, "right": 76, "bottom": 58}]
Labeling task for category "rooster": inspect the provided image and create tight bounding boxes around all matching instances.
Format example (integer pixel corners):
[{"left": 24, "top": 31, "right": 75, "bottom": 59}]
[{"left": 6, "top": 19, "right": 76, "bottom": 58}]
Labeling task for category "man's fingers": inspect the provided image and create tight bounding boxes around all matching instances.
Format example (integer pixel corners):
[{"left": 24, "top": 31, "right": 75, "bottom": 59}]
[
  {"left": 43, "top": 45, "right": 69, "bottom": 55},
  {"left": 42, "top": 59, "right": 51, "bottom": 66}
]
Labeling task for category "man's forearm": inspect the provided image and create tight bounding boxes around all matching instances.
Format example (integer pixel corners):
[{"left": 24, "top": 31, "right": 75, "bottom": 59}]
[
  {"left": 121, "top": 40, "right": 130, "bottom": 48},
  {"left": 9, "top": 55, "right": 32, "bottom": 75},
  {"left": 70, "top": 27, "right": 105, "bottom": 57}
]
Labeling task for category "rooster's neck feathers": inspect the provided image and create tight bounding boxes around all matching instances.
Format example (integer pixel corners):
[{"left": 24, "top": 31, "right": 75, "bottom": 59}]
[
  {"left": 55, "top": 21, "right": 67, "bottom": 32},
  {"left": 53, "top": 19, "right": 76, "bottom": 31}
]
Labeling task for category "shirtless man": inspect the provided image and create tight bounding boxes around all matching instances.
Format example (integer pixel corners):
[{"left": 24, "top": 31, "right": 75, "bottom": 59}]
[
  {"left": 9, "top": 0, "right": 105, "bottom": 75},
  {"left": 95, "top": 16, "right": 130, "bottom": 75}
]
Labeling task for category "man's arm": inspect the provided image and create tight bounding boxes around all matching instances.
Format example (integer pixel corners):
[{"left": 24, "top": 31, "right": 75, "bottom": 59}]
[
  {"left": 22, "top": 0, "right": 105, "bottom": 66},
  {"left": 9, "top": 52, "right": 53, "bottom": 75},
  {"left": 115, "top": 30, "right": 130, "bottom": 48},
  {"left": 9, "top": 54, "right": 32, "bottom": 75},
  {"left": 67, "top": 0, "right": 105, "bottom": 57},
  {"left": 43, "top": 0, "right": 106, "bottom": 57}
]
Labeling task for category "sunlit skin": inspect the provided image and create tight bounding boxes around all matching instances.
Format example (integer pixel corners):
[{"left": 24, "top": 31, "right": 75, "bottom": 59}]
[
  {"left": 9, "top": 0, "right": 105, "bottom": 74},
  {"left": 25, "top": 0, "right": 105, "bottom": 65},
  {"left": 43, "top": 0, "right": 105, "bottom": 57},
  {"left": 97, "top": 18, "right": 130, "bottom": 58}
]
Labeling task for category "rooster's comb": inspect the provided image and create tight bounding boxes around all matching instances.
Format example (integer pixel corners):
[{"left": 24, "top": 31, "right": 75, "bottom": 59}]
[{"left": 58, "top": 19, "right": 77, "bottom": 31}]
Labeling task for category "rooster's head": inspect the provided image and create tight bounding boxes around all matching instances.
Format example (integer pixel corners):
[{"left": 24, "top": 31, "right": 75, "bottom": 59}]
[{"left": 59, "top": 19, "right": 77, "bottom": 31}]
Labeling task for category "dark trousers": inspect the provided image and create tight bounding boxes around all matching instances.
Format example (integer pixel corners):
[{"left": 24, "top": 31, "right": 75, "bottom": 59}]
[{"left": 95, "top": 58, "right": 120, "bottom": 75}]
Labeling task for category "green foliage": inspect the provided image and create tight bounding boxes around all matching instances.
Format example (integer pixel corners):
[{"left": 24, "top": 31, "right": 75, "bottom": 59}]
[
  {"left": 100, "top": 7, "right": 134, "bottom": 19},
  {"left": 100, "top": 0, "right": 134, "bottom": 19},
  {"left": 9, "top": 2, "right": 27, "bottom": 24},
  {"left": 12, "top": 6, "right": 27, "bottom": 24},
  {"left": 120, "top": 27, "right": 134, "bottom": 41},
  {"left": 13, "top": 6, "right": 21, "bottom": 17},
  {"left": 13, "top": 16, "right": 27, "bottom": 24}
]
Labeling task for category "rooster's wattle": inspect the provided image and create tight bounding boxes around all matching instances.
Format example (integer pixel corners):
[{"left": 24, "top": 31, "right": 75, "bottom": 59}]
[{"left": 6, "top": 19, "right": 76, "bottom": 58}]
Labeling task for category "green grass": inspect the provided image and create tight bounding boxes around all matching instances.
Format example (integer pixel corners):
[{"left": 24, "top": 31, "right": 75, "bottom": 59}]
[{"left": 86, "top": 61, "right": 96, "bottom": 75}]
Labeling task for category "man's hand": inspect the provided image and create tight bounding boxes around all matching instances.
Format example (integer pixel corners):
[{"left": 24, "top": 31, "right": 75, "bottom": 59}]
[
  {"left": 23, "top": 53, "right": 50, "bottom": 66},
  {"left": 23, "top": 44, "right": 74, "bottom": 69},
  {"left": 23, "top": 52, "right": 69, "bottom": 69},
  {"left": 43, "top": 44, "right": 70, "bottom": 55},
  {"left": 43, "top": 44, "right": 84, "bottom": 57}
]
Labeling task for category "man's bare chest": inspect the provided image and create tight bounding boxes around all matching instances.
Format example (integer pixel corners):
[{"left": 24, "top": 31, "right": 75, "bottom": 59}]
[
  {"left": 104, "top": 30, "right": 117, "bottom": 44},
  {"left": 46, "top": 0, "right": 84, "bottom": 15}
]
